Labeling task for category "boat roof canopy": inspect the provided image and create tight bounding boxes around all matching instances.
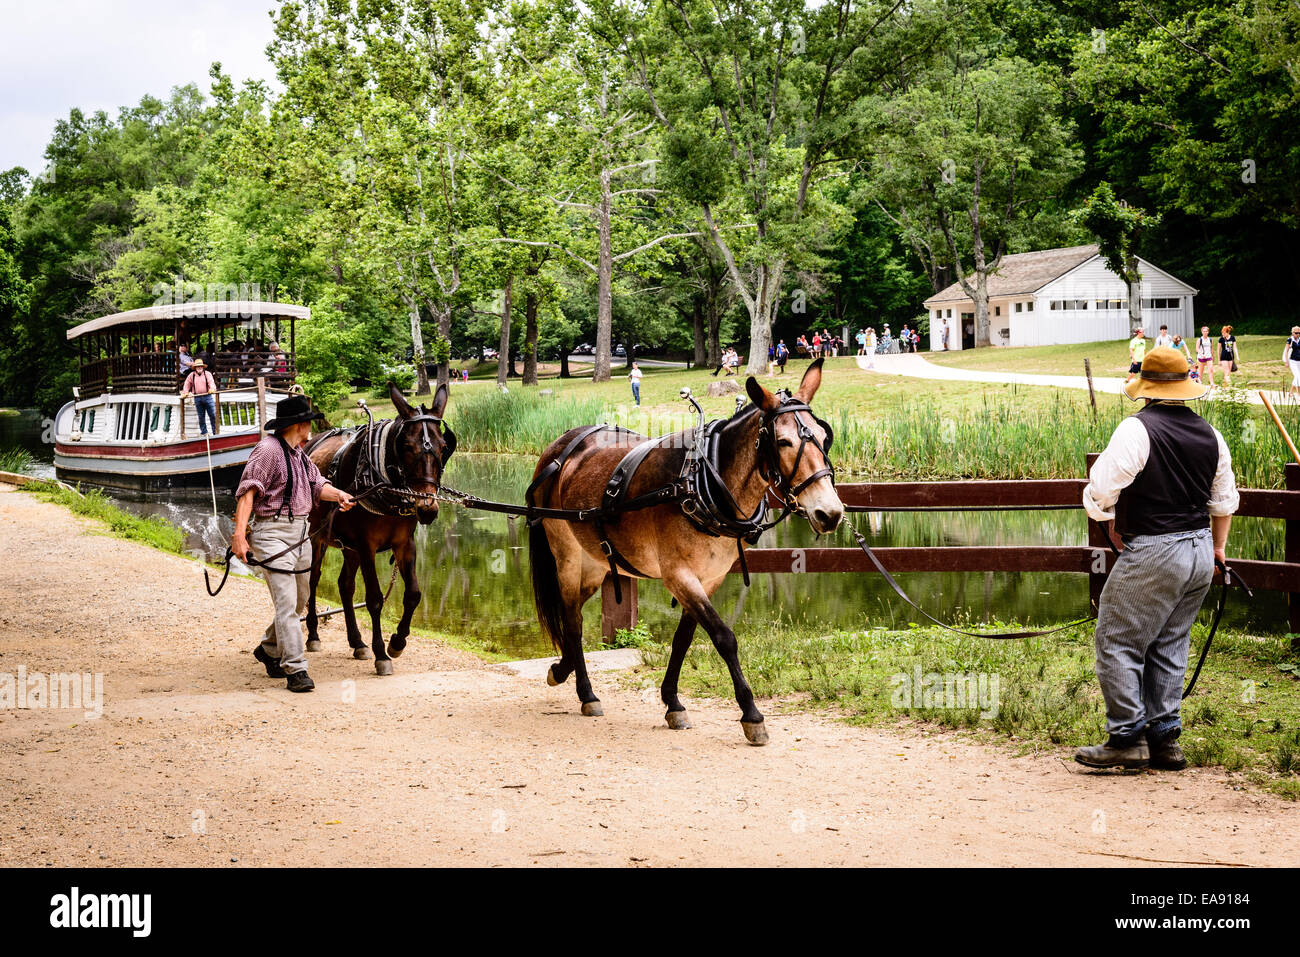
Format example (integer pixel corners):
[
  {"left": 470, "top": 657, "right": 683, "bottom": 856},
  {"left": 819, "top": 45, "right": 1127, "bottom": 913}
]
[{"left": 65, "top": 301, "right": 311, "bottom": 341}]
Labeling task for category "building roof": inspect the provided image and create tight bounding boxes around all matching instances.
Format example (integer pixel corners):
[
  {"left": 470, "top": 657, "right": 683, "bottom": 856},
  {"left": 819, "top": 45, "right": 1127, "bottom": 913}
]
[
  {"left": 922, "top": 244, "right": 1102, "bottom": 306},
  {"left": 65, "top": 301, "right": 311, "bottom": 340}
]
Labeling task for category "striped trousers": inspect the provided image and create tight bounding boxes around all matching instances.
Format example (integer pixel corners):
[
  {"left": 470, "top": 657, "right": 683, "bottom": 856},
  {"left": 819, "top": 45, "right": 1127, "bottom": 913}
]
[{"left": 1093, "top": 527, "right": 1214, "bottom": 745}]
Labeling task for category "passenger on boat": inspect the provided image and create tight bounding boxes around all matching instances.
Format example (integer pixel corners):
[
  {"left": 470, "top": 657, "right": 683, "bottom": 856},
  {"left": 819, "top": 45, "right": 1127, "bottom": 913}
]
[{"left": 180, "top": 358, "right": 219, "bottom": 435}]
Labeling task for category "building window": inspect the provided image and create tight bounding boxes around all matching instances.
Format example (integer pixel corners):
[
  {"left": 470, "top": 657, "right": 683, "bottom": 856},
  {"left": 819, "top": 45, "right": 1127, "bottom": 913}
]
[
  {"left": 1050, "top": 299, "right": 1089, "bottom": 311},
  {"left": 1014, "top": 302, "right": 1022, "bottom": 313},
  {"left": 945, "top": 309, "right": 952, "bottom": 318},
  {"left": 1141, "top": 297, "right": 1180, "bottom": 309},
  {"left": 994, "top": 306, "right": 1000, "bottom": 316}
]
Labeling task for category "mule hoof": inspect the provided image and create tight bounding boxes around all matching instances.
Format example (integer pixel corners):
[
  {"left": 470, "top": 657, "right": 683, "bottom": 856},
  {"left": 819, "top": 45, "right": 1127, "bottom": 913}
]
[
  {"left": 352, "top": 646, "right": 371, "bottom": 660},
  {"left": 581, "top": 700, "right": 603, "bottom": 717},
  {"left": 665, "top": 710, "right": 692, "bottom": 730},
  {"left": 546, "top": 664, "right": 564, "bottom": 687},
  {"left": 305, "top": 639, "right": 322, "bottom": 653},
  {"left": 741, "top": 720, "right": 768, "bottom": 746},
  {"left": 388, "top": 637, "right": 405, "bottom": 659},
  {"left": 375, "top": 659, "right": 394, "bottom": 676}
]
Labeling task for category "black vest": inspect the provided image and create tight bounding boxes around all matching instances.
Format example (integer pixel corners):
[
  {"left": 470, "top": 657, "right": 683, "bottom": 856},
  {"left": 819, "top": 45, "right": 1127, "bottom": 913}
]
[{"left": 1115, "top": 403, "right": 1218, "bottom": 538}]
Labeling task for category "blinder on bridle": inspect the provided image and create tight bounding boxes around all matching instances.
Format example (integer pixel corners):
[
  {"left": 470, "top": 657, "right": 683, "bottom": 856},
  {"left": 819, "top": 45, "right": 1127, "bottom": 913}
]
[
  {"left": 756, "top": 390, "right": 835, "bottom": 505},
  {"left": 388, "top": 412, "right": 456, "bottom": 487}
]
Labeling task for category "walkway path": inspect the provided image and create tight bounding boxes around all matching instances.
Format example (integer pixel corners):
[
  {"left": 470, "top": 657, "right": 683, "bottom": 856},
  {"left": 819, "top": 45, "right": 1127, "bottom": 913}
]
[
  {"left": 861, "top": 353, "right": 1274, "bottom": 404},
  {"left": 1, "top": 484, "right": 1294, "bottom": 867}
]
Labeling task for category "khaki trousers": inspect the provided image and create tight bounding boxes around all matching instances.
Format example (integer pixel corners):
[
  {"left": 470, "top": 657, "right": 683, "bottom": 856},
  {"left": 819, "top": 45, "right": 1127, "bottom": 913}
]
[{"left": 249, "top": 517, "right": 312, "bottom": 675}]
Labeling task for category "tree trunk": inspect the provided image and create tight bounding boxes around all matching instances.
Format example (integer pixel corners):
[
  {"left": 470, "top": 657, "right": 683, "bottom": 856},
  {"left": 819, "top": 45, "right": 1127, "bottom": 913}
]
[
  {"left": 497, "top": 276, "right": 513, "bottom": 388},
  {"left": 1127, "top": 254, "right": 1142, "bottom": 332},
  {"left": 559, "top": 350, "right": 570, "bottom": 379},
  {"left": 745, "top": 261, "right": 782, "bottom": 374},
  {"left": 593, "top": 166, "right": 614, "bottom": 383},
  {"left": 973, "top": 271, "right": 990, "bottom": 348},
  {"left": 692, "top": 296, "right": 707, "bottom": 367},
  {"left": 407, "top": 299, "right": 430, "bottom": 395},
  {"left": 523, "top": 291, "right": 539, "bottom": 386},
  {"left": 434, "top": 305, "right": 451, "bottom": 392}
]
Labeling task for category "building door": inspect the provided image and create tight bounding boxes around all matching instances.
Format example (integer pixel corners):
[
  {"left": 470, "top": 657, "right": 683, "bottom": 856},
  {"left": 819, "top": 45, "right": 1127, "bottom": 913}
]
[{"left": 961, "top": 313, "right": 976, "bottom": 350}]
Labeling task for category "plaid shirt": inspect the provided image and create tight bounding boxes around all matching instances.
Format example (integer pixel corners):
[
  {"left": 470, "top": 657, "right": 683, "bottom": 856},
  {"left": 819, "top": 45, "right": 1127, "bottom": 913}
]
[{"left": 236, "top": 435, "right": 328, "bottom": 519}]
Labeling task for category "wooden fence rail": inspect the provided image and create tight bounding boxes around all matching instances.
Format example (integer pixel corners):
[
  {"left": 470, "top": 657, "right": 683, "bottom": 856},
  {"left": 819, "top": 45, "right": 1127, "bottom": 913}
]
[{"left": 598, "top": 459, "right": 1300, "bottom": 646}]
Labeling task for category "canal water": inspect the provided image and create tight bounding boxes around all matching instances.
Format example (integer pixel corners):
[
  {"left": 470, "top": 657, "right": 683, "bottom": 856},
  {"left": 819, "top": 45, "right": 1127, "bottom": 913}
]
[{"left": 3, "top": 408, "right": 1287, "bottom": 658}]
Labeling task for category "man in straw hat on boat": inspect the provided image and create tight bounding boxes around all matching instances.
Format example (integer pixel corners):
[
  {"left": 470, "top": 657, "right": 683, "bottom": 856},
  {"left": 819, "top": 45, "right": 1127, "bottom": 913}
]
[
  {"left": 231, "top": 395, "right": 356, "bottom": 692},
  {"left": 1077, "top": 347, "right": 1239, "bottom": 770}
]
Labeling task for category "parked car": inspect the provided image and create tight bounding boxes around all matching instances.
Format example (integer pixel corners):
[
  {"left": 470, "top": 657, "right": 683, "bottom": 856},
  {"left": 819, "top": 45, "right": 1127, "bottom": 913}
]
[
  {"left": 483, "top": 348, "right": 499, "bottom": 360},
  {"left": 613, "top": 344, "right": 626, "bottom": 357},
  {"left": 573, "top": 342, "right": 595, "bottom": 355}
]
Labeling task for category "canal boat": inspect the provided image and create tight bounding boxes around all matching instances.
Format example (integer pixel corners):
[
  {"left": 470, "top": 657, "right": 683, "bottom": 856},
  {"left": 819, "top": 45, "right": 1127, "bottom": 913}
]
[{"left": 53, "top": 300, "right": 310, "bottom": 495}]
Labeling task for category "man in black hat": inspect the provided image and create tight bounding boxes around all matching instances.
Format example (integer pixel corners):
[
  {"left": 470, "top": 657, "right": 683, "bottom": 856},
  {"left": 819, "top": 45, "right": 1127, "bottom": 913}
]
[{"left": 231, "top": 395, "right": 355, "bottom": 692}]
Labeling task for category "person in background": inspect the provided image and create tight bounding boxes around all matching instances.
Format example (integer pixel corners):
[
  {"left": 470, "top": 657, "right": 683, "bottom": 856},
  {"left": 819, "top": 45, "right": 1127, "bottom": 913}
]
[
  {"left": 1217, "top": 325, "right": 1240, "bottom": 388},
  {"left": 1195, "top": 326, "right": 1215, "bottom": 388},
  {"left": 180, "top": 358, "right": 218, "bottom": 436},
  {"left": 1077, "top": 346, "right": 1238, "bottom": 770},
  {"left": 901, "top": 324, "right": 912, "bottom": 353},
  {"left": 1282, "top": 326, "right": 1300, "bottom": 401},
  {"left": 1171, "top": 334, "right": 1192, "bottom": 367},
  {"left": 776, "top": 339, "right": 789, "bottom": 374},
  {"left": 865, "top": 327, "right": 878, "bottom": 369},
  {"left": 178, "top": 342, "right": 194, "bottom": 375},
  {"left": 1154, "top": 324, "right": 1174, "bottom": 349},
  {"left": 941, "top": 320, "right": 951, "bottom": 351},
  {"left": 1126, "top": 327, "right": 1146, "bottom": 384},
  {"left": 629, "top": 361, "right": 642, "bottom": 406},
  {"left": 856, "top": 328, "right": 867, "bottom": 356},
  {"left": 811, "top": 332, "right": 822, "bottom": 359}
]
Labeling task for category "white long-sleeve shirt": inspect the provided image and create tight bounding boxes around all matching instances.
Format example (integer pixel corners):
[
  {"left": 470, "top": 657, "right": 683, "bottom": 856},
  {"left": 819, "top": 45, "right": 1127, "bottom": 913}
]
[{"left": 1083, "top": 407, "right": 1239, "bottom": 523}]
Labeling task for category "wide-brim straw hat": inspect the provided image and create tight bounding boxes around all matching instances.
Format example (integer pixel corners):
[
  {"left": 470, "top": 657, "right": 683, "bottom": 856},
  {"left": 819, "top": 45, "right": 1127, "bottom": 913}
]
[
  {"left": 1125, "top": 346, "right": 1209, "bottom": 401},
  {"left": 191, "top": 358, "right": 206, "bottom": 369}
]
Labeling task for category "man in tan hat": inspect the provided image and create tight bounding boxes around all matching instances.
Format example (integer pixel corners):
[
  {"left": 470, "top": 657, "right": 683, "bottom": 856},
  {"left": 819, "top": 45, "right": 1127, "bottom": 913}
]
[
  {"left": 180, "top": 358, "right": 218, "bottom": 435},
  {"left": 1077, "top": 347, "right": 1239, "bottom": 770}
]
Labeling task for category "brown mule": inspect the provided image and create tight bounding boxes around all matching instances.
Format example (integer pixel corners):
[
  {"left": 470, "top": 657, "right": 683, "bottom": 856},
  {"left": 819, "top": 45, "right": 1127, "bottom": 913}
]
[
  {"left": 303, "top": 382, "right": 453, "bottom": 674},
  {"left": 528, "top": 359, "right": 844, "bottom": 744}
]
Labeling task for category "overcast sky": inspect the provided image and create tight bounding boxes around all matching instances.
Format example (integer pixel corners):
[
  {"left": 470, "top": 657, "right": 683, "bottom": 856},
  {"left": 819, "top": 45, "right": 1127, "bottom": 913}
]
[{"left": 0, "top": 0, "right": 282, "bottom": 176}]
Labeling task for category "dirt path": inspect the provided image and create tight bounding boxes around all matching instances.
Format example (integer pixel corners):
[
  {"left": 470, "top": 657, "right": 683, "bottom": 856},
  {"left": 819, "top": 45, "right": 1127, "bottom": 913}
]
[{"left": 0, "top": 485, "right": 1295, "bottom": 867}]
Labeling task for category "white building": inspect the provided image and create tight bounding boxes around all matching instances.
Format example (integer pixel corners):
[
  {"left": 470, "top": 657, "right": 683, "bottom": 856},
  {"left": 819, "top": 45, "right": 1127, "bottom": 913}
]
[{"left": 923, "top": 244, "right": 1198, "bottom": 351}]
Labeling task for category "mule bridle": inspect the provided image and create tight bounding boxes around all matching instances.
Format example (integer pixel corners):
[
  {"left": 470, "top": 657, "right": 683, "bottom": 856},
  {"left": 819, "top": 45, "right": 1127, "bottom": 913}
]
[{"left": 757, "top": 390, "right": 836, "bottom": 510}]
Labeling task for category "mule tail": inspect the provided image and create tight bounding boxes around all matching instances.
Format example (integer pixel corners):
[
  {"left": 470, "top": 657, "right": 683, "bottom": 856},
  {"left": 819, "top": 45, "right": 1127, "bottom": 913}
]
[{"left": 528, "top": 518, "right": 567, "bottom": 652}]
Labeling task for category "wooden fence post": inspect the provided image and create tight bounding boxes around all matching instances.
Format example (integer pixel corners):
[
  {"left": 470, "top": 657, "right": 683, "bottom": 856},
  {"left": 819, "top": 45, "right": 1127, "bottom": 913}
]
[
  {"left": 1288, "top": 462, "right": 1300, "bottom": 648},
  {"left": 1085, "top": 452, "right": 1107, "bottom": 612},
  {"left": 256, "top": 377, "right": 267, "bottom": 438},
  {"left": 600, "top": 574, "right": 637, "bottom": 644}
]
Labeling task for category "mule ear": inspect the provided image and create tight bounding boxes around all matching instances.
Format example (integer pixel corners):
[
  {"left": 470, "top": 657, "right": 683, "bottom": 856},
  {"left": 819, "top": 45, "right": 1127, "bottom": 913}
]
[
  {"left": 390, "top": 381, "right": 416, "bottom": 418},
  {"left": 430, "top": 383, "right": 449, "bottom": 418},
  {"left": 746, "top": 376, "right": 779, "bottom": 412},
  {"left": 795, "top": 357, "right": 824, "bottom": 402}
]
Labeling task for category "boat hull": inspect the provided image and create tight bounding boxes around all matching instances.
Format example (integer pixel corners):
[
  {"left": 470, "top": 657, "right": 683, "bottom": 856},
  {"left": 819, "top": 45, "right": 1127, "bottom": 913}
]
[{"left": 54, "top": 434, "right": 258, "bottom": 496}]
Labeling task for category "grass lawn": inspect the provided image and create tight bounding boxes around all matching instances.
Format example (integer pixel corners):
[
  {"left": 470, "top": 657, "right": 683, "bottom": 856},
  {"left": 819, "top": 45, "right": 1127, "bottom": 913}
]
[
  {"left": 928, "top": 334, "right": 1293, "bottom": 391},
  {"left": 335, "top": 355, "right": 1113, "bottom": 430},
  {"left": 612, "top": 618, "right": 1300, "bottom": 799}
]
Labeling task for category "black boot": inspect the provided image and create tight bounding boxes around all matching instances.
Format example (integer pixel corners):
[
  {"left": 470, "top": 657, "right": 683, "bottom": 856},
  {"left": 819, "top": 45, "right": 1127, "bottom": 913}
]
[
  {"left": 285, "top": 671, "right": 315, "bottom": 693},
  {"left": 253, "top": 644, "right": 285, "bottom": 678}
]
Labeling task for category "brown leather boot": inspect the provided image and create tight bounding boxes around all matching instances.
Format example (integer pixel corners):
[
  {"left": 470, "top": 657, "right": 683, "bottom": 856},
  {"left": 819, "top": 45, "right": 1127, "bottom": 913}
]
[
  {"left": 1148, "top": 735, "right": 1188, "bottom": 771},
  {"left": 1074, "top": 739, "right": 1150, "bottom": 769}
]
